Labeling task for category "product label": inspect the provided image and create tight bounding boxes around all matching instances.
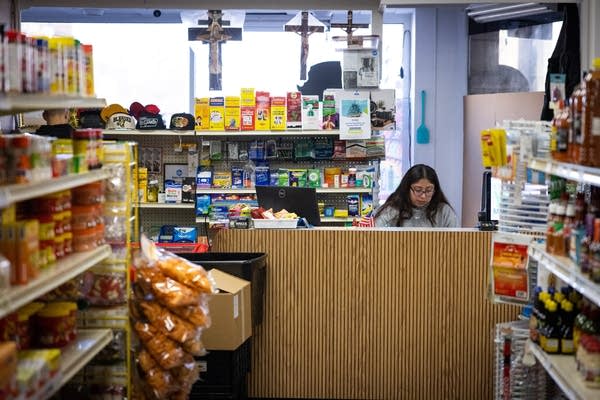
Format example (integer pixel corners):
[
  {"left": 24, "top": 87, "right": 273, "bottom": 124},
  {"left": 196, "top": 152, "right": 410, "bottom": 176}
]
[{"left": 592, "top": 117, "right": 600, "bottom": 136}]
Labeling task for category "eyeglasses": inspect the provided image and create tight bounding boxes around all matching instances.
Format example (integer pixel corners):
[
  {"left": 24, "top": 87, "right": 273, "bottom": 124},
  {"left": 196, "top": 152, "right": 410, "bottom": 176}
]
[{"left": 410, "top": 186, "right": 435, "bottom": 196}]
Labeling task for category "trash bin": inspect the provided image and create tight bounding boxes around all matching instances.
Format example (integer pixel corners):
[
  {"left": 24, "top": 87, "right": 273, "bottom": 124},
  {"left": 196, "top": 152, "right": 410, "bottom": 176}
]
[{"left": 177, "top": 252, "right": 267, "bottom": 326}]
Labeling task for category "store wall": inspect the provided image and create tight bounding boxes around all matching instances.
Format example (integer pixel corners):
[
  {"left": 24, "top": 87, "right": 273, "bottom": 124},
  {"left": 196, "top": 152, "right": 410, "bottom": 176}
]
[{"left": 412, "top": 6, "right": 467, "bottom": 223}]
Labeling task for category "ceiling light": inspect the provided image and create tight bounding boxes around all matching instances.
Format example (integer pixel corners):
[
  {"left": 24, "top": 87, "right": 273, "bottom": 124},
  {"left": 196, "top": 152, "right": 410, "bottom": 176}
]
[{"left": 467, "top": 2, "right": 554, "bottom": 24}]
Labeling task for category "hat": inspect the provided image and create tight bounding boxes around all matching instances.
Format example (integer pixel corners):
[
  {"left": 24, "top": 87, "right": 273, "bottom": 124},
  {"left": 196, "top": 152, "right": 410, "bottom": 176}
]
[
  {"left": 78, "top": 109, "right": 105, "bottom": 128},
  {"left": 101, "top": 103, "right": 129, "bottom": 122},
  {"left": 136, "top": 110, "right": 166, "bottom": 130},
  {"left": 106, "top": 112, "right": 136, "bottom": 130},
  {"left": 129, "top": 102, "right": 144, "bottom": 119},
  {"left": 170, "top": 113, "right": 195, "bottom": 130}
]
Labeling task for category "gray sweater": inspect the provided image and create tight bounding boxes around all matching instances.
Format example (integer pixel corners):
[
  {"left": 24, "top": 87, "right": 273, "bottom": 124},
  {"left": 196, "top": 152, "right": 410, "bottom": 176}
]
[{"left": 374, "top": 203, "right": 459, "bottom": 228}]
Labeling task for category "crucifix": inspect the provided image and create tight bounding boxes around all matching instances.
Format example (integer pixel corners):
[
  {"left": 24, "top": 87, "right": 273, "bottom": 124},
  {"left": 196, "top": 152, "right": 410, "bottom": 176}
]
[
  {"left": 331, "top": 10, "right": 369, "bottom": 47},
  {"left": 188, "top": 10, "right": 242, "bottom": 91},
  {"left": 284, "top": 11, "right": 325, "bottom": 80}
]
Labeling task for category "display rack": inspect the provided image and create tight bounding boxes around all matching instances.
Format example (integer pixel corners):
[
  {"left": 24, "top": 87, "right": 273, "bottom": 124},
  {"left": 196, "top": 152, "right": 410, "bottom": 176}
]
[
  {"left": 528, "top": 342, "right": 598, "bottom": 400},
  {"left": 0, "top": 93, "right": 106, "bottom": 115},
  {"left": 526, "top": 158, "right": 600, "bottom": 399},
  {"left": 194, "top": 187, "right": 371, "bottom": 194},
  {"left": 0, "top": 245, "right": 111, "bottom": 319},
  {"left": 136, "top": 202, "right": 195, "bottom": 209},
  {"left": 23, "top": 329, "right": 114, "bottom": 400},
  {"left": 0, "top": 169, "right": 111, "bottom": 209}
]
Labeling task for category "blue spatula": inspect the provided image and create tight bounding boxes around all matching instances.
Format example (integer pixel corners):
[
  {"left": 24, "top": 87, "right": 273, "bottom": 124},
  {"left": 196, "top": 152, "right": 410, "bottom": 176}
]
[{"left": 416, "top": 90, "right": 430, "bottom": 144}]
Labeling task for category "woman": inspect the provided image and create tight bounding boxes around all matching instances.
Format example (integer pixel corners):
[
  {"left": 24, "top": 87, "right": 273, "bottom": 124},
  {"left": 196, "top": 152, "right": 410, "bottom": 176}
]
[{"left": 374, "top": 164, "right": 458, "bottom": 228}]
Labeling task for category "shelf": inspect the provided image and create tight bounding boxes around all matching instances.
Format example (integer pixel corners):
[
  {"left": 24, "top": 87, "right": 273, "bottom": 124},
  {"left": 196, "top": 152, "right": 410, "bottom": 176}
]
[
  {"left": 528, "top": 243, "right": 600, "bottom": 306},
  {"left": 528, "top": 342, "right": 599, "bottom": 400},
  {"left": 0, "top": 93, "right": 106, "bottom": 115},
  {"left": 0, "top": 169, "right": 111, "bottom": 209},
  {"left": 103, "top": 129, "right": 195, "bottom": 136},
  {"left": 29, "top": 329, "right": 114, "bottom": 400},
  {"left": 195, "top": 187, "right": 372, "bottom": 195},
  {"left": 528, "top": 158, "right": 600, "bottom": 186},
  {"left": 196, "top": 130, "right": 340, "bottom": 137},
  {"left": 136, "top": 202, "right": 195, "bottom": 209},
  {"left": 321, "top": 217, "right": 356, "bottom": 223},
  {"left": 0, "top": 245, "right": 111, "bottom": 319}
]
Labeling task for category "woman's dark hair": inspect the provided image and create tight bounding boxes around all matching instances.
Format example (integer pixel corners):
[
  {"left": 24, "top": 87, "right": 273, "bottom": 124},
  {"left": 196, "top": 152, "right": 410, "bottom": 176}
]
[{"left": 374, "top": 164, "right": 452, "bottom": 226}]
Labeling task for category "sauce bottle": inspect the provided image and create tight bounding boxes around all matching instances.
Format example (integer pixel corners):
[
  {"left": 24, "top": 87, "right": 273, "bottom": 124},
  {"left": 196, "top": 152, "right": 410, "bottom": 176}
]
[
  {"left": 581, "top": 57, "right": 600, "bottom": 167},
  {"left": 551, "top": 100, "right": 571, "bottom": 162},
  {"left": 540, "top": 299, "right": 560, "bottom": 353},
  {"left": 560, "top": 299, "right": 576, "bottom": 355},
  {"left": 570, "top": 82, "right": 584, "bottom": 163}
]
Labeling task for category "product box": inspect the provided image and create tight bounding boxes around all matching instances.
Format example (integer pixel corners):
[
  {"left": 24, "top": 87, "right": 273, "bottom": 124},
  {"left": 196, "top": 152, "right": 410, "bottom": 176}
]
[
  {"left": 360, "top": 194, "right": 373, "bottom": 216},
  {"left": 322, "top": 93, "right": 338, "bottom": 130},
  {"left": 286, "top": 91, "right": 302, "bottom": 129},
  {"left": 194, "top": 97, "right": 210, "bottom": 131},
  {"left": 240, "top": 88, "right": 256, "bottom": 131},
  {"left": 255, "top": 91, "right": 271, "bottom": 131},
  {"left": 202, "top": 269, "right": 252, "bottom": 351},
  {"left": 302, "top": 95, "right": 321, "bottom": 131},
  {"left": 164, "top": 180, "right": 182, "bottom": 203},
  {"left": 370, "top": 89, "right": 396, "bottom": 130},
  {"left": 182, "top": 177, "right": 196, "bottom": 203},
  {"left": 346, "top": 140, "right": 367, "bottom": 158},
  {"left": 224, "top": 96, "right": 241, "bottom": 131},
  {"left": 209, "top": 97, "right": 225, "bottom": 131},
  {"left": 270, "top": 96, "right": 286, "bottom": 131}
]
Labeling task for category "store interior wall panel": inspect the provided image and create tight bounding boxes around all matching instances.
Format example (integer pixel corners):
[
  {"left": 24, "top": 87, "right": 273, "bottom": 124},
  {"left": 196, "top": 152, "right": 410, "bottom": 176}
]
[
  {"left": 212, "top": 229, "right": 518, "bottom": 399},
  {"left": 462, "top": 91, "right": 544, "bottom": 228}
]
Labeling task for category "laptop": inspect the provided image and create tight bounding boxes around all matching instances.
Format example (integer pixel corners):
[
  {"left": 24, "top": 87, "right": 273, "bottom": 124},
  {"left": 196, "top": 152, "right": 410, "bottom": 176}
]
[{"left": 255, "top": 186, "right": 321, "bottom": 226}]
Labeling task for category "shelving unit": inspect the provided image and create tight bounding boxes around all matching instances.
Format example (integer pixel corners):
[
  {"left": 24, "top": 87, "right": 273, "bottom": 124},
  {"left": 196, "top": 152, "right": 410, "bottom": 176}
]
[
  {"left": 103, "top": 129, "right": 195, "bottom": 137},
  {"left": 0, "top": 245, "right": 111, "bottom": 319},
  {"left": 0, "top": 93, "right": 106, "bottom": 115},
  {"left": 136, "top": 202, "right": 195, "bottom": 209},
  {"left": 26, "top": 329, "right": 114, "bottom": 400},
  {"left": 528, "top": 343, "right": 598, "bottom": 400},
  {"left": 526, "top": 158, "right": 600, "bottom": 399},
  {"left": 0, "top": 169, "right": 111, "bottom": 209}
]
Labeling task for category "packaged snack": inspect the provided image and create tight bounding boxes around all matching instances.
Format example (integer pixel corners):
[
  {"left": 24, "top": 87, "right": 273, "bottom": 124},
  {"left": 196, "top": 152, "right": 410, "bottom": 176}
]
[
  {"left": 169, "top": 303, "right": 211, "bottom": 328},
  {"left": 155, "top": 255, "right": 214, "bottom": 294},
  {"left": 134, "top": 322, "right": 185, "bottom": 370},
  {"left": 137, "top": 348, "right": 175, "bottom": 399},
  {"left": 139, "top": 302, "right": 199, "bottom": 344}
]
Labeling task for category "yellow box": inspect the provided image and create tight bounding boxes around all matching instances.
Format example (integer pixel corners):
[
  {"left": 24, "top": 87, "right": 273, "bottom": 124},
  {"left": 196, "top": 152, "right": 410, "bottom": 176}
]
[
  {"left": 270, "top": 96, "right": 286, "bottom": 131},
  {"left": 255, "top": 91, "right": 270, "bottom": 131},
  {"left": 194, "top": 97, "right": 210, "bottom": 131},
  {"left": 225, "top": 96, "right": 241, "bottom": 131},
  {"left": 209, "top": 97, "right": 225, "bottom": 131}
]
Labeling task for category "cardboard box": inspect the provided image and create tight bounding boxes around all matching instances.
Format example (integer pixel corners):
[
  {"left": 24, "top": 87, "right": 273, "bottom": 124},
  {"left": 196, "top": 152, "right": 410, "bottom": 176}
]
[
  {"left": 240, "top": 88, "right": 256, "bottom": 131},
  {"left": 225, "top": 96, "right": 241, "bottom": 131},
  {"left": 255, "top": 91, "right": 270, "bottom": 131},
  {"left": 203, "top": 269, "right": 252, "bottom": 350},
  {"left": 194, "top": 98, "right": 210, "bottom": 131},
  {"left": 209, "top": 97, "right": 225, "bottom": 131},
  {"left": 270, "top": 96, "right": 286, "bottom": 131},
  {"left": 286, "top": 91, "right": 302, "bottom": 129}
]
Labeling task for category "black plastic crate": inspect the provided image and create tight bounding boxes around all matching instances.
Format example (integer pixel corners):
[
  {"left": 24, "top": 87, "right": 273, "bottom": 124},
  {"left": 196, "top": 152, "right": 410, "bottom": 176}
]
[
  {"left": 190, "top": 339, "right": 251, "bottom": 399},
  {"left": 178, "top": 252, "right": 267, "bottom": 326}
]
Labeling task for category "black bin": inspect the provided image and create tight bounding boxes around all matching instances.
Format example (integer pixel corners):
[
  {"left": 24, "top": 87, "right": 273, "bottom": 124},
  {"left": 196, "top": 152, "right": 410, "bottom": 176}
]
[
  {"left": 189, "top": 338, "right": 251, "bottom": 400},
  {"left": 178, "top": 252, "right": 267, "bottom": 326}
]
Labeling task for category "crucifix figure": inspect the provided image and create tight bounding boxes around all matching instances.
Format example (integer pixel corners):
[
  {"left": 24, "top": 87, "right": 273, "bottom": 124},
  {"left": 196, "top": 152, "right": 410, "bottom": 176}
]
[
  {"left": 331, "top": 10, "right": 369, "bottom": 47},
  {"left": 188, "top": 10, "right": 242, "bottom": 90},
  {"left": 285, "top": 11, "right": 325, "bottom": 80}
]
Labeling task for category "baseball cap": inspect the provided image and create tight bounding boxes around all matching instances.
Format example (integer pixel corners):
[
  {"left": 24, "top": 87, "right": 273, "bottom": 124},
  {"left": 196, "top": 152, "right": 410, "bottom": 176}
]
[
  {"left": 106, "top": 112, "right": 136, "bottom": 130},
  {"left": 170, "top": 113, "right": 195, "bottom": 130},
  {"left": 100, "top": 103, "right": 129, "bottom": 122},
  {"left": 136, "top": 110, "right": 166, "bottom": 130},
  {"left": 78, "top": 109, "right": 105, "bottom": 128}
]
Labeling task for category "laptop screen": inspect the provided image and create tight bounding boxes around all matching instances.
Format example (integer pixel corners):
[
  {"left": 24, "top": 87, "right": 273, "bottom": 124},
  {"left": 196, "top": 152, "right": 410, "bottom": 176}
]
[{"left": 255, "top": 186, "right": 321, "bottom": 226}]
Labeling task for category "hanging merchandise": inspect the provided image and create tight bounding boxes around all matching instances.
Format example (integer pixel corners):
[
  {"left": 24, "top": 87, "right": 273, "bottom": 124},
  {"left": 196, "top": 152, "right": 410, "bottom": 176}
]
[{"left": 489, "top": 232, "right": 533, "bottom": 304}]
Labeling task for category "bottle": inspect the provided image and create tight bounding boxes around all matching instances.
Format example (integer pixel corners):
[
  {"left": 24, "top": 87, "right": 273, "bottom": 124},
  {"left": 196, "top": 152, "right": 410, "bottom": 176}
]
[
  {"left": 540, "top": 299, "right": 560, "bottom": 353},
  {"left": 570, "top": 192, "right": 587, "bottom": 264},
  {"left": 581, "top": 58, "right": 600, "bottom": 167},
  {"left": 560, "top": 299, "right": 576, "bottom": 355},
  {"left": 551, "top": 100, "right": 571, "bottom": 162},
  {"left": 529, "top": 288, "right": 544, "bottom": 344},
  {"left": 570, "top": 82, "right": 584, "bottom": 163},
  {"left": 573, "top": 300, "right": 589, "bottom": 352},
  {"left": 591, "top": 218, "right": 600, "bottom": 283}
]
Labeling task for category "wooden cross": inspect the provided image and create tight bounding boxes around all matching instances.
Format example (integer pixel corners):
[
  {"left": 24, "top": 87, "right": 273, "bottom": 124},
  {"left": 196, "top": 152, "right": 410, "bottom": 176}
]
[
  {"left": 285, "top": 11, "right": 325, "bottom": 80},
  {"left": 188, "top": 10, "right": 242, "bottom": 91},
  {"left": 331, "top": 10, "right": 369, "bottom": 47}
]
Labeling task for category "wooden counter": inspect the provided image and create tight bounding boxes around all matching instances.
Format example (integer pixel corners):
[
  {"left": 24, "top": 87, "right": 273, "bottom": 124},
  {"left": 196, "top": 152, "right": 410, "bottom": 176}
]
[{"left": 211, "top": 228, "right": 519, "bottom": 399}]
